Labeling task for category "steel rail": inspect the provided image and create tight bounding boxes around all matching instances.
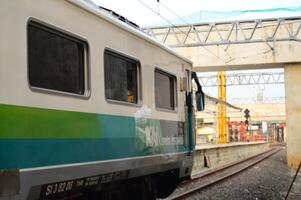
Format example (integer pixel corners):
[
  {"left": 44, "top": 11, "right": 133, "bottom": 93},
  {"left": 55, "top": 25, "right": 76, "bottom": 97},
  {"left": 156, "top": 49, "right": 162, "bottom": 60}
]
[{"left": 168, "top": 147, "right": 282, "bottom": 200}]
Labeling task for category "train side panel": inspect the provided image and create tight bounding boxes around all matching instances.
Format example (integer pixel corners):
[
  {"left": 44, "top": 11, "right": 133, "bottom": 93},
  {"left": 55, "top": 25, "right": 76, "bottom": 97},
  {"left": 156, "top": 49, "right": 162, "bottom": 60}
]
[{"left": 0, "top": 0, "right": 194, "bottom": 199}]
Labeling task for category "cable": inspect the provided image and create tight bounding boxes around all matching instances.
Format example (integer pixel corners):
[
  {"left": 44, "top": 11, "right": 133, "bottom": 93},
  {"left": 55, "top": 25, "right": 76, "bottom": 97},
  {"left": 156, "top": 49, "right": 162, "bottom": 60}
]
[
  {"left": 151, "top": 0, "right": 291, "bottom": 63},
  {"left": 285, "top": 161, "right": 301, "bottom": 200},
  {"left": 137, "top": 0, "right": 227, "bottom": 63},
  {"left": 225, "top": 48, "right": 272, "bottom": 63},
  {"left": 158, "top": 0, "right": 191, "bottom": 27},
  {"left": 158, "top": 0, "right": 234, "bottom": 60},
  {"left": 139, "top": 1, "right": 281, "bottom": 67}
]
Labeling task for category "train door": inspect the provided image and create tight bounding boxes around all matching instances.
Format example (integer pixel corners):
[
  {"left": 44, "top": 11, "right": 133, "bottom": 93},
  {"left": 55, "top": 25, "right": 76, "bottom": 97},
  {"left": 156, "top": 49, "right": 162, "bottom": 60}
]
[
  {"left": 185, "top": 70, "right": 205, "bottom": 152},
  {"left": 184, "top": 70, "right": 194, "bottom": 151}
]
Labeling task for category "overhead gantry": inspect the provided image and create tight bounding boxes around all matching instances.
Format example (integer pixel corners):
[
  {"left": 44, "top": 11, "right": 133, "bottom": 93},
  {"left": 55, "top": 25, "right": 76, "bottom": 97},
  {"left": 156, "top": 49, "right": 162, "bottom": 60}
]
[
  {"left": 198, "top": 71, "right": 284, "bottom": 87},
  {"left": 144, "top": 17, "right": 301, "bottom": 47},
  {"left": 144, "top": 16, "right": 301, "bottom": 71}
]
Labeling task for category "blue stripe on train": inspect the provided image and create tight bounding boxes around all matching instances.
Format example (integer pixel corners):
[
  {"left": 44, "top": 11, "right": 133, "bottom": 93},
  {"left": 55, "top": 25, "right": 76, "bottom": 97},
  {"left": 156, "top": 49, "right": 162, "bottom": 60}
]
[{"left": 0, "top": 139, "right": 186, "bottom": 169}]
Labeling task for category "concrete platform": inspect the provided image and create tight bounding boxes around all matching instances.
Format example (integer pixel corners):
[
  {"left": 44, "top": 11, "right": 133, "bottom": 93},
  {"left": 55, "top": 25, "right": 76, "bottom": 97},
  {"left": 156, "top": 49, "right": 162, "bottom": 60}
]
[{"left": 192, "top": 142, "right": 270, "bottom": 175}]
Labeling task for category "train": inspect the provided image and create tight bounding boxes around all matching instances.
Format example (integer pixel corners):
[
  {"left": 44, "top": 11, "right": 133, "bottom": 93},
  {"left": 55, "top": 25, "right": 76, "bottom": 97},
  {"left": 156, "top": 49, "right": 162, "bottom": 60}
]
[{"left": 0, "top": 0, "right": 204, "bottom": 199}]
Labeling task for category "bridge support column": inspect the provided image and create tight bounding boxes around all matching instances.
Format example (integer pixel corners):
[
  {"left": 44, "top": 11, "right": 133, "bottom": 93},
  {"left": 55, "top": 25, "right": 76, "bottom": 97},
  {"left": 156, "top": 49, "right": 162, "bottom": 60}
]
[{"left": 285, "top": 63, "right": 301, "bottom": 168}]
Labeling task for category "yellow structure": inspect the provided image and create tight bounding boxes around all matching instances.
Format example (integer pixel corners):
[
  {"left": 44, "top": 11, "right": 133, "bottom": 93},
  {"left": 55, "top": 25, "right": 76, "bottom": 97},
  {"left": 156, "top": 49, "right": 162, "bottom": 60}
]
[{"left": 217, "top": 72, "right": 228, "bottom": 143}]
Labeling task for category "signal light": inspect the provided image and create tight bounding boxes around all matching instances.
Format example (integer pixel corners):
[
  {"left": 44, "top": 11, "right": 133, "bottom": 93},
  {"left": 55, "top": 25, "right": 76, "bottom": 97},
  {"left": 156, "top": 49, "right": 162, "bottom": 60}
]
[{"left": 244, "top": 109, "right": 250, "bottom": 119}]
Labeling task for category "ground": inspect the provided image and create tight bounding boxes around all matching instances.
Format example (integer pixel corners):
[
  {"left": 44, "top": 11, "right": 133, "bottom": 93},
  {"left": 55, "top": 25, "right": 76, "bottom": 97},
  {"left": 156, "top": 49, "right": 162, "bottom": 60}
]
[{"left": 189, "top": 148, "right": 301, "bottom": 200}]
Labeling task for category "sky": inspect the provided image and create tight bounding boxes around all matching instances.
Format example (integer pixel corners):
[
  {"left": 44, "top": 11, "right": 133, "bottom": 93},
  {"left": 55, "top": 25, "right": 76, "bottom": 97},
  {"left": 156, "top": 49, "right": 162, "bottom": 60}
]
[
  {"left": 89, "top": 0, "right": 296, "bottom": 102},
  {"left": 91, "top": 0, "right": 301, "bottom": 27}
]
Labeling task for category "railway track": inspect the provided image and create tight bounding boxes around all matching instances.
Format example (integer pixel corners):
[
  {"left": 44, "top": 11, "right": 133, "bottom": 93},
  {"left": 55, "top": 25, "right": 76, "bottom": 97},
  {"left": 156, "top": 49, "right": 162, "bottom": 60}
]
[{"left": 167, "top": 147, "right": 283, "bottom": 200}]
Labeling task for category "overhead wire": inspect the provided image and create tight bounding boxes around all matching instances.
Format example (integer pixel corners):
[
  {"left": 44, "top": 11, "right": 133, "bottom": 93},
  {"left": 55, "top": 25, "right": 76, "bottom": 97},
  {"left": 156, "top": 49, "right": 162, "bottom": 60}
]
[
  {"left": 158, "top": 0, "right": 234, "bottom": 61},
  {"left": 137, "top": 0, "right": 227, "bottom": 63},
  {"left": 225, "top": 48, "right": 272, "bottom": 63},
  {"left": 138, "top": 0, "right": 279, "bottom": 69},
  {"left": 145, "top": 0, "right": 278, "bottom": 63}
]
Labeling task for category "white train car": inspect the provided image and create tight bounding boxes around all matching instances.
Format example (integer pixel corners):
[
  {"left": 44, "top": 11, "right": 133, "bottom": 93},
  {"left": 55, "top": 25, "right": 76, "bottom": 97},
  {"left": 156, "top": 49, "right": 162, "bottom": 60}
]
[{"left": 0, "top": 0, "right": 204, "bottom": 199}]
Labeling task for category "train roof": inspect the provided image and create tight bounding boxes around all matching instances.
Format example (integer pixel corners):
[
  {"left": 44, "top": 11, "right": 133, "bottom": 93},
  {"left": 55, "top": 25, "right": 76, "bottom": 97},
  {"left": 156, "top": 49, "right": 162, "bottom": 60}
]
[{"left": 67, "top": 0, "right": 193, "bottom": 65}]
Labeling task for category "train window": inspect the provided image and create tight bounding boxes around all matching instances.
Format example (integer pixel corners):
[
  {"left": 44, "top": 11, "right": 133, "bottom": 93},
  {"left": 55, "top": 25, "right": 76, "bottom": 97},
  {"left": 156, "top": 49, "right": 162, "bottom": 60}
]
[
  {"left": 104, "top": 50, "right": 140, "bottom": 104},
  {"left": 28, "top": 21, "right": 88, "bottom": 96},
  {"left": 155, "top": 69, "right": 177, "bottom": 110}
]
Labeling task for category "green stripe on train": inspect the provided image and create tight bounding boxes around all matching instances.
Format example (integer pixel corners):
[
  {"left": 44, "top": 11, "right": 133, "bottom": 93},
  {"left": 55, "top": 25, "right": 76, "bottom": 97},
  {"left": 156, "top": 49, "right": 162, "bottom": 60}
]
[
  {"left": 0, "top": 104, "right": 136, "bottom": 138},
  {"left": 0, "top": 104, "right": 184, "bottom": 140}
]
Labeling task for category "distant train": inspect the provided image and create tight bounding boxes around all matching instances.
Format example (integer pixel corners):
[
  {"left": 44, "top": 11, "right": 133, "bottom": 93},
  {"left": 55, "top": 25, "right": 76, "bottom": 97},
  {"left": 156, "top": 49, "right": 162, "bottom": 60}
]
[{"left": 0, "top": 0, "right": 204, "bottom": 199}]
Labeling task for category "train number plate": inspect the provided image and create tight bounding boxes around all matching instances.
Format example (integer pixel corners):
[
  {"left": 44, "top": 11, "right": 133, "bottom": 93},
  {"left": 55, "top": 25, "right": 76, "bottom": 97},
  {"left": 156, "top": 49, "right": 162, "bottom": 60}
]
[{"left": 40, "top": 170, "right": 129, "bottom": 199}]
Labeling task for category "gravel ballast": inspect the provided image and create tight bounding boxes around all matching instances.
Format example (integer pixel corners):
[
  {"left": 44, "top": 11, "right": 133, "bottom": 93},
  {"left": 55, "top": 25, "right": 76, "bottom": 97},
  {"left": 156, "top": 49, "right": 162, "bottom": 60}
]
[{"left": 187, "top": 148, "right": 301, "bottom": 200}]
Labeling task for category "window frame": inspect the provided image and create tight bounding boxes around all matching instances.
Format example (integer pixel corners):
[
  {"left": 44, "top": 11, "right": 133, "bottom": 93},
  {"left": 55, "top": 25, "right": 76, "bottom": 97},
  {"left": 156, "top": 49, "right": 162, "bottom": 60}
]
[
  {"left": 103, "top": 48, "right": 142, "bottom": 107},
  {"left": 27, "top": 18, "right": 91, "bottom": 99},
  {"left": 154, "top": 67, "right": 178, "bottom": 112}
]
